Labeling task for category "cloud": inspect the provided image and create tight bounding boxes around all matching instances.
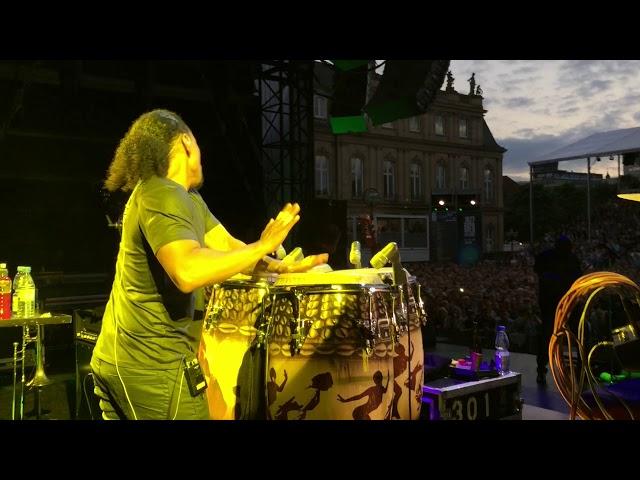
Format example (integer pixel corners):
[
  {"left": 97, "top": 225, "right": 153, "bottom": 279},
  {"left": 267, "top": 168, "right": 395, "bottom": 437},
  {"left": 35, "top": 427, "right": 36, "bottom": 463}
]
[
  {"left": 504, "top": 97, "right": 535, "bottom": 108},
  {"left": 513, "top": 65, "right": 537, "bottom": 75},
  {"left": 498, "top": 113, "right": 629, "bottom": 177},
  {"left": 556, "top": 106, "right": 580, "bottom": 116}
]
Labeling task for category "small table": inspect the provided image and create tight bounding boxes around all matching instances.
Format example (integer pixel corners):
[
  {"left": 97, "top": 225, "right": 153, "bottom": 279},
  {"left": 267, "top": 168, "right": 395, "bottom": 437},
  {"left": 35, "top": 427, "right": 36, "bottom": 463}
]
[{"left": 0, "top": 314, "right": 72, "bottom": 419}]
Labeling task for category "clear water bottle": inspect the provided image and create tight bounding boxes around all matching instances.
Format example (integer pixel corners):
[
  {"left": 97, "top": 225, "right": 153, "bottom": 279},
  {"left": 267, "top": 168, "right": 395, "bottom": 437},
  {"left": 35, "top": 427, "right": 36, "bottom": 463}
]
[
  {"left": 11, "top": 267, "right": 23, "bottom": 318},
  {"left": 494, "top": 325, "right": 510, "bottom": 375},
  {"left": 0, "top": 263, "right": 11, "bottom": 320},
  {"left": 13, "top": 266, "right": 36, "bottom": 318}
]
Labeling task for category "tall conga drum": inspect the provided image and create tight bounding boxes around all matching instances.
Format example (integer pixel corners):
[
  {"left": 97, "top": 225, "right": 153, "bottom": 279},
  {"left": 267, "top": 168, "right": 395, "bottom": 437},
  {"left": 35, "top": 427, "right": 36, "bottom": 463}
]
[
  {"left": 198, "top": 273, "right": 275, "bottom": 420},
  {"left": 331, "top": 267, "right": 427, "bottom": 420},
  {"left": 379, "top": 268, "right": 427, "bottom": 420},
  {"left": 265, "top": 269, "right": 403, "bottom": 420}
]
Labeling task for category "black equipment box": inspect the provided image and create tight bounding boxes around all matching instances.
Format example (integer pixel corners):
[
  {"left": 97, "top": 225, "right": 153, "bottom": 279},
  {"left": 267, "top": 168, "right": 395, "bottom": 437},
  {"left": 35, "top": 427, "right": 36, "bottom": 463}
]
[{"left": 422, "top": 372, "right": 523, "bottom": 420}]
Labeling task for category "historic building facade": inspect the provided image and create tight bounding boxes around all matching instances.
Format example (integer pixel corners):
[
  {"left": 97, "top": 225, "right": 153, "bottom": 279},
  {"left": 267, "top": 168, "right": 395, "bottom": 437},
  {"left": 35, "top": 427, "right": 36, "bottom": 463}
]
[{"left": 313, "top": 64, "right": 506, "bottom": 263}]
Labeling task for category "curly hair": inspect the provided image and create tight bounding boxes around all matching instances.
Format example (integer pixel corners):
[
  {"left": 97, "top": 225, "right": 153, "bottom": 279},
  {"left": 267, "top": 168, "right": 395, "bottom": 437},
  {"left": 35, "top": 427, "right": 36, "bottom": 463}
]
[{"left": 104, "top": 109, "right": 191, "bottom": 192}]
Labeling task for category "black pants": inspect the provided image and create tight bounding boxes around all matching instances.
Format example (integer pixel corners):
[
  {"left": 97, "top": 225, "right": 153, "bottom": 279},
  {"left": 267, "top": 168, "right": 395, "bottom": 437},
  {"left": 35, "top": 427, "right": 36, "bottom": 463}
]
[
  {"left": 90, "top": 358, "right": 210, "bottom": 420},
  {"left": 536, "top": 317, "right": 555, "bottom": 375}
]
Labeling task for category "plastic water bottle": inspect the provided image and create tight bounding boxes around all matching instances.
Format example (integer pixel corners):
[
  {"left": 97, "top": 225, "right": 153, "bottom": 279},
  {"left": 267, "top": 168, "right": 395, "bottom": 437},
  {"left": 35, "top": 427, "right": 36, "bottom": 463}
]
[
  {"left": 0, "top": 263, "right": 11, "bottom": 320},
  {"left": 13, "top": 266, "right": 36, "bottom": 318},
  {"left": 11, "top": 268, "right": 23, "bottom": 318},
  {"left": 494, "top": 325, "right": 510, "bottom": 375}
]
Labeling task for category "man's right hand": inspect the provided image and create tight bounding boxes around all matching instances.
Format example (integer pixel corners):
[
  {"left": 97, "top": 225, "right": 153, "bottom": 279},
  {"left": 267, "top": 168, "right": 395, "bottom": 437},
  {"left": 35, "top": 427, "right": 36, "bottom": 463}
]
[{"left": 259, "top": 203, "right": 300, "bottom": 255}]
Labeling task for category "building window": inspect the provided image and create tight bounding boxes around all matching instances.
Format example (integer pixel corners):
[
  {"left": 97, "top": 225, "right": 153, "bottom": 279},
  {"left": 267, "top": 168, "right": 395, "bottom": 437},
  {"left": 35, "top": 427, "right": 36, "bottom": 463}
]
[
  {"left": 314, "top": 95, "right": 327, "bottom": 119},
  {"left": 377, "top": 217, "right": 402, "bottom": 245},
  {"left": 459, "top": 166, "right": 469, "bottom": 190},
  {"left": 459, "top": 118, "right": 468, "bottom": 138},
  {"left": 375, "top": 215, "right": 428, "bottom": 249},
  {"left": 484, "top": 167, "right": 494, "bottom": 201},
  {"left": 382, "top": 122, "right": 394, "bottom": 129},
  {"left": 315, "top": 155, "right": 329, "bottom": 195},
  {"left": 485, "top": 224, "right": 495, "bottom": 252},
  {"left": 435, "top": 115, "right": 445, "bottom": 136},
  {"left": 410, "top": 162, "right": 422, "bottom": 199},
  {"left": 436, "top": 163, "right": 446, "bottom": 189},
  {"left": 383, "top": 160, "right": 395, "bottom": 199},
  {"left": 404, "top": 217, "right": 428, "bottom": 248},
  {"left": 351, "top": 156, "right": 363, "bottom": 198},
  {"left": 409, "top": 116, "right": 421, "bottom": 132}
]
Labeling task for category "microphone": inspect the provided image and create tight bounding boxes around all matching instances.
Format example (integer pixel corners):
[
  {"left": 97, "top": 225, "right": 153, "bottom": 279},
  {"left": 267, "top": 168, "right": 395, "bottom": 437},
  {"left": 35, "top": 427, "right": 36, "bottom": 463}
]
[
  {"left": 275, "top": 245, "right": 287, "bottom": 260},
  {"left": 370, "top": 242, "right": 406, "bottom": 285},
  {"left": 349, "top": 241, "right": 362, "bottom": 269},
  {"left": 281, "top": 247, "right": 304, "bottom": 265},
  {"left": 370, "top": 242, "right": 398, "bottom": 269}
]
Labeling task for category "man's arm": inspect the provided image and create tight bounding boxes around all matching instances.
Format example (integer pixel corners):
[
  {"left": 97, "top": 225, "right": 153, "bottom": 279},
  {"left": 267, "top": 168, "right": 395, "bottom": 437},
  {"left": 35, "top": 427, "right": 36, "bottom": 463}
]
[{"left": 157, "top": 203, "right": 300, "bottom": 293}]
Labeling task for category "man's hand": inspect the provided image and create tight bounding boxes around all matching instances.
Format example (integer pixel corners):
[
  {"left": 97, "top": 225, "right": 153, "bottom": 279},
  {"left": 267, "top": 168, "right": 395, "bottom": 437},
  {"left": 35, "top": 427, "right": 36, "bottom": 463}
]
[
  {"left": 266, "top": 253, "right": 329, "bottom": 274},
  {"left": 259, "top": 203, "right": 300, "bottom": 255}
]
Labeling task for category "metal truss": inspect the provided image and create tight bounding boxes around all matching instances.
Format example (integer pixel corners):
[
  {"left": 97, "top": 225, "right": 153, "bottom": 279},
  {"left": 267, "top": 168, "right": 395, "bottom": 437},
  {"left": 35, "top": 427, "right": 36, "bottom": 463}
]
[{"left": 258, "top": 61, "right": 314, "bottom": 221}]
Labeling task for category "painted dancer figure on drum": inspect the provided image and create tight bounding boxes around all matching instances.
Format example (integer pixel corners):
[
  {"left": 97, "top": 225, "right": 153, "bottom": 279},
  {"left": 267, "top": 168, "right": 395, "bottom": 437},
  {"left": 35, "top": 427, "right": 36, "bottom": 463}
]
[
  {"left": 337, "top": 370, "right": 390, "bottom": 420},
  {"left": 267, "top": 368, "right": 288, "bottom": 419},
  {"left": 385, "top": 342, "right": 414, "bottom": 420},
  {"left": 91, "top": 109, "right": 328, "bottom": 420}
]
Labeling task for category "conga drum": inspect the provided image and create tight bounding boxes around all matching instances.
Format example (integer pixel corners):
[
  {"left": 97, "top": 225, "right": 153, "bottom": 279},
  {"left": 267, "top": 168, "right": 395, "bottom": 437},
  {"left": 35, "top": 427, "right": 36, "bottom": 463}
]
[
  {"left": 331, "top": 267, "right": 427, "bottom": 420},
  {"left": 265, "top": 269, "right": 400, "bottom": 420},
  {"left": 198, "top": 273, "right": 275, "bottom": 420},
  {"left": 379, "top": 268, "right": 427, "bottom": 420}
]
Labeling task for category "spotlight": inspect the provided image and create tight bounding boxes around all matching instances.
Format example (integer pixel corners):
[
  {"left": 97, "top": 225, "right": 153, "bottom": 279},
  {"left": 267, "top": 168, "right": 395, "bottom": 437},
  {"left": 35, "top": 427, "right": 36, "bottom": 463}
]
[
  {"left": 459, "top": 287, "right": 464, "bottom": 293},
  {"left": 470, "top": 200, "right": 476, "bottom": 206},
  {"left": 438, "top": 200, "right": 445, "bottom": 206}
]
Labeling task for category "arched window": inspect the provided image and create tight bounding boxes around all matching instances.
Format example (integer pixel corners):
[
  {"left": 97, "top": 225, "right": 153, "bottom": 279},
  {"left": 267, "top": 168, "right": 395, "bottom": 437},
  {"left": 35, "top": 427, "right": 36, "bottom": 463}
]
[
  {"left": 315, "top": 155, "right": 329, "bottom": 195},
  {"left": 459, "top": 118, "right": 468, "bottom": 138},
  {"left": 459, "top": 166, "right": 469, "bottom": 190},
  {"left": 410, "top": 162, "right": 422, "bottom": 199},
  {"left": 435, "top": 115, "right": 445, "bottom": 136},
  {"left": 485, "top": 224, "right": 496, "bottom": 252},
  {"left": 350, "top": 156, "right": 363, "bottom": 198},
  {"left": 383, "top": 159, "right": 395, "bottom": 199},
  {"left": 436, "top": 162, "right": 446, "bottom": 189},
  {"left": 409, "top": 116, "right": 421, "bottom": 132},
  {"left": 484, "top": 167, "right": 495, "bottom": 201}
]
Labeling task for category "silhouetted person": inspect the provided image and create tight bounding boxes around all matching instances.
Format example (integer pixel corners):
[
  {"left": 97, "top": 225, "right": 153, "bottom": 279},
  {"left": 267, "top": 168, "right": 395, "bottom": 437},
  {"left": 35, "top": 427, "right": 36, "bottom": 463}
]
[{"left": 533, "top": 236, "right": 582, "bottom": 384}]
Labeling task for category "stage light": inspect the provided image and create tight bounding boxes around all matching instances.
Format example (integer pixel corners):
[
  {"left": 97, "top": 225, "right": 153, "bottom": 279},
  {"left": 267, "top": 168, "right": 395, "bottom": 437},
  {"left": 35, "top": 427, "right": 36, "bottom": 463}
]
[
  {"left": 438, "top": 200, "right": 445, "bottom": 206},
  {"left": 470, "top": 200, "right": 476, "bottom": 206}
]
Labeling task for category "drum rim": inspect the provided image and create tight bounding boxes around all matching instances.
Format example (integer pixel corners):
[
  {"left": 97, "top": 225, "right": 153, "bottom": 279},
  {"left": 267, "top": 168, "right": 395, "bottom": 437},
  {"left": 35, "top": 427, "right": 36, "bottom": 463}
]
[{"left": 268, "top": 283, "right": 393, "bottom": 294}]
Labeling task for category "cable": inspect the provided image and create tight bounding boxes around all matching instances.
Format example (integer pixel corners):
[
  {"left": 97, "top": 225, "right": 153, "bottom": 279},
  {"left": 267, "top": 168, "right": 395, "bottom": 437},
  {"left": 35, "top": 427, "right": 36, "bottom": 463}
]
[
  {"left": 114, "top": 182, "right": 141, "bottom": 420},
  {"left": 171, "top": 358, "right": 186, "bottom": 420},
  {"left": 83, "top": 372, "right": 95, "bottom": 420},
  {"left": 549, "top": 271, "right": 640, "bottom": 419}
]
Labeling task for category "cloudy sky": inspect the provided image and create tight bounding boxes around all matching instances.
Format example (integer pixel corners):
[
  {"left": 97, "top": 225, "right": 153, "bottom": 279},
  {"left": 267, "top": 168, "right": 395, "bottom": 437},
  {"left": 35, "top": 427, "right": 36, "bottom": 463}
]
[{"left": 449, "top": 60, "right": 640, "bottom": 181}]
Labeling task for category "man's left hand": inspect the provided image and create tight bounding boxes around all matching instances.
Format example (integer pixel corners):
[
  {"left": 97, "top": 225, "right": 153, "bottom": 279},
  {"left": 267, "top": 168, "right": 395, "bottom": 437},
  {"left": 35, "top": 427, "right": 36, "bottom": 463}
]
[{"left": 266, "top": 253, "right": 329, "bottom": 274}]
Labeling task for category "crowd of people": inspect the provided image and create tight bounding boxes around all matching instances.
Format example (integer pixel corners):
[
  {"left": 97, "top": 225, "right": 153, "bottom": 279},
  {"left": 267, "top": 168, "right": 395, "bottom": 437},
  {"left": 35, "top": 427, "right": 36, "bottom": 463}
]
[
  {"left": 406, "top": 195, "right": 640, "bottom": 355},
  {"left": 407, "top": 260, "right": 540, "bottom": 353}
]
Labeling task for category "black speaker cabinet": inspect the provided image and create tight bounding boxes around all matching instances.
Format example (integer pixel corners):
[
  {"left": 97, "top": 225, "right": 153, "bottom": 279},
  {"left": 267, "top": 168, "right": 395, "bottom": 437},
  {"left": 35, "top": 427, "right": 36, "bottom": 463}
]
[{"left": 75, "top": 340, "right": 101, "bottom": 420}]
